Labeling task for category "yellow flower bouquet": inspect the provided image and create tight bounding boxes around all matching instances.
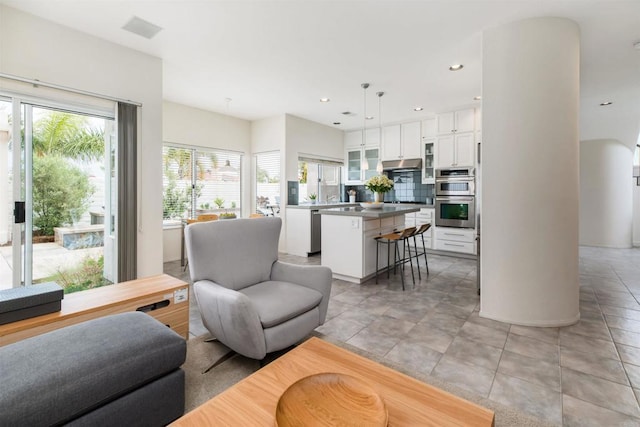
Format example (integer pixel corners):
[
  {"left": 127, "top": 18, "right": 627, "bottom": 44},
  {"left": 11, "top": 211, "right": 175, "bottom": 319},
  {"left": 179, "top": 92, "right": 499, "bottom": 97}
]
[{"left": 364, "top": 175, "right": 394, "bottom": 193}]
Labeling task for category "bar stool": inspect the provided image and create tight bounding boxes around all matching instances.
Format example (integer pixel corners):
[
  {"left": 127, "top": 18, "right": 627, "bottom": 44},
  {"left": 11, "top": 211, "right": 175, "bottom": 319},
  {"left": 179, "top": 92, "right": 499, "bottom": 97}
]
[
  {"left": 375, "top": 226, "right": 417, "bottom": 290},
  {"left": 411, "top": 223, "right": 431, "bottom": 277}
]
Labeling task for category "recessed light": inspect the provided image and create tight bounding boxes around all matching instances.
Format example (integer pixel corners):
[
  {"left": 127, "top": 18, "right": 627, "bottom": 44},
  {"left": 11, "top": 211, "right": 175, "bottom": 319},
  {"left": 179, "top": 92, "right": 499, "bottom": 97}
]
[
  {"left": 473, "top": 96, "right": 482, "bottom": 101},
  {"left": 333, "top": 122, "right": 341, "bottom": 125},
  {"left": 414, "top": 107, "right": 423, "bottom": 111},
  {"left": 341, "top": 111, "right": 353, "bottom": 116},
  {"left": 449, "top": 64, "right": 464, "bottom": 71},
  {"left": 600, "top": 101, "right": 613, "bottom": 106},
  {"left": 365, "top": 116, "right": 374, "bottom": 120},
  {"left": 320, "top": 98, "right": 330, "bottom": 103}
]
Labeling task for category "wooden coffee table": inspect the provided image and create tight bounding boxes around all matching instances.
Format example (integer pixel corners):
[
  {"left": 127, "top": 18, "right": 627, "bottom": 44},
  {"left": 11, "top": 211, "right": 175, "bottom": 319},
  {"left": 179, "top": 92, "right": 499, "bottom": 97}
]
[{"left": 172, "top": 337, "right": 495, "bottom": 426}]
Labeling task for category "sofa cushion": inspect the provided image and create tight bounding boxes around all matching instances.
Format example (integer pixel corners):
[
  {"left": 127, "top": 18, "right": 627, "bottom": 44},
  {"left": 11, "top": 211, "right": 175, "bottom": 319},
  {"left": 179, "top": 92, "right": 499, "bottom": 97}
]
[
  {"left": 239, "top": 281, "right": 322, "bottom": 328},
  {"left": 0, "top": 311, "right": 186, "bottom": 426}
]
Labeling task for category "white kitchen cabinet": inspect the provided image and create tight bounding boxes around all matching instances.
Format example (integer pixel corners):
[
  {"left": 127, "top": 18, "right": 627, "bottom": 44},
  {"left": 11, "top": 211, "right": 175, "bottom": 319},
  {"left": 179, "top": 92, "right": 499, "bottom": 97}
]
[
  {"left": 422, "top": 118, "right": 437, "bottom": 138},
  {"left": 437, "top": 109, "right": 475, "bottom": 135},
  {"left": 344, "top": 130, "right": 380, "bottom": 184},
  {"left": 321, "top": 214, "right": 404, "bottom": 283},
  {"left": 423, "top": 138, "right": 435, "bottom": 182},
  {"left": 345, "top": 130, "right": 362, "bottom": 148},
  {"left": 381, "top": 125, "right": 401, "bottom": 160},
  {"left": 435, "top": 132, "right": 475, "bottom": 168},
  {"left": 406, "top": 208, "right": 434, "bottom": 249},
  {"left": 381, "top": 122, "right": 421, "bottom": 160},
  {"left": 401, "top": 122, "right": 421, "bottom": 159},
  {"left": 434, "top": 227, "right": 476, "bottom": 254}
]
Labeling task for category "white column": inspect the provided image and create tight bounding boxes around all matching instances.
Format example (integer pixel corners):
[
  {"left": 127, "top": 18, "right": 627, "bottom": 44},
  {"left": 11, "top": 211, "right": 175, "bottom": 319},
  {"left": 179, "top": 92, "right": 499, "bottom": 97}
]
[
  {"left": 580, "top": 139, "right": 633, "bottom": 248},
  {"left": 480, "top": 17, "right": 580, "bottom": 326}
]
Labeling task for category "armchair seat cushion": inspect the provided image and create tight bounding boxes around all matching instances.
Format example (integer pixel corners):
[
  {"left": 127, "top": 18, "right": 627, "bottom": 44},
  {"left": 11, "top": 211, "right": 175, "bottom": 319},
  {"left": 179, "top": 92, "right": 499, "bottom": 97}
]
[{"left": 239, "top": 281, "right": 322, "bottom": 328}]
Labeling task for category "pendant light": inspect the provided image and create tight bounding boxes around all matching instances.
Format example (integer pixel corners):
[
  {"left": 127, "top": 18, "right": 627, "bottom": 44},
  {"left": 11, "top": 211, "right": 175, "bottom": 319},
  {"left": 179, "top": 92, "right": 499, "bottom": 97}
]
[
  {"left": 376, "top": 91, "right": 384, "bottom": 173},
  {"left": 360, "top": 83, "right": 369, "bottom": 171}
]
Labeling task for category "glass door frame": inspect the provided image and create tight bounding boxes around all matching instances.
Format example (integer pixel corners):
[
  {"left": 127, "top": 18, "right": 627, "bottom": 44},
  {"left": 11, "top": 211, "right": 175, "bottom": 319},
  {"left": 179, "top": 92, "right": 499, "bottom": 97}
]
[{"left": 3, "top": 91, "right": 117, "bottom": 288}]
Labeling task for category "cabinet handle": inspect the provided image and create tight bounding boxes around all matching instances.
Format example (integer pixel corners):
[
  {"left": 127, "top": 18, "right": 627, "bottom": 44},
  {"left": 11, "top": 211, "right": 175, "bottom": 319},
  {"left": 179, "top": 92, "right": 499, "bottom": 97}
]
[
  {"left": 444, "top": 242, "right": 465, "bottom": 247},
  {"left": 444, "top": 232, "right": 464, "bottom": 236}
]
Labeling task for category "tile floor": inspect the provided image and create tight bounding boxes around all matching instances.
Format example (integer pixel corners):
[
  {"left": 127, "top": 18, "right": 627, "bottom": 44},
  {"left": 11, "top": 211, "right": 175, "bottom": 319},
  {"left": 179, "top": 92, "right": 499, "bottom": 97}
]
[{"left": 164, "top": 245, "right": 640, "bottom": 426}]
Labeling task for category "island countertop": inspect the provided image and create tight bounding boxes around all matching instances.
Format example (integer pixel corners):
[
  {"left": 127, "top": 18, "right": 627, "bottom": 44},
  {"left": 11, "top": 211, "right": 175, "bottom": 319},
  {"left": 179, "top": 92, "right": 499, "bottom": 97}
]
[
  {"left": 286, "top": 202, "right": 359, "bottom": 210},
  {"left": 318, "top": 205, "right": 420, "bottom": 218}
]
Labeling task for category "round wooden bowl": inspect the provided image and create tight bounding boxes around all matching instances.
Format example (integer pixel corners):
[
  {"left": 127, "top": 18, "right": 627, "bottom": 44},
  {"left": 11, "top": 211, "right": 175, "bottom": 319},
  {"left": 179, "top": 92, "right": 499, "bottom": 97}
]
[{"left": 275, "top": 372, "right": 388, "bottom": 427}]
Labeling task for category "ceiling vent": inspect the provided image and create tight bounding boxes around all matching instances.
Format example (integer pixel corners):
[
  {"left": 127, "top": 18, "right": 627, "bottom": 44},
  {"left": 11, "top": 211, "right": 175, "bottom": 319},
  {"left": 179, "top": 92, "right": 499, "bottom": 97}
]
[{"left": 122, "top": 16, "right": 163, "bottom": 39}]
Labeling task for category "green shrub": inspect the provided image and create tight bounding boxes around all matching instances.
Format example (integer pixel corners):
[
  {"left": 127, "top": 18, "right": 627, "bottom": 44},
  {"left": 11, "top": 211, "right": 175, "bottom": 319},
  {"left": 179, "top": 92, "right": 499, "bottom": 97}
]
[
  {"left": 55, "top": 255, "right": 111, "bottom": 294},
  {"left": 163, "top": 178, "right": 190, "bottom": 219},
  {"left": 32, "top": 156, "right": 94, "bottom": 236}
]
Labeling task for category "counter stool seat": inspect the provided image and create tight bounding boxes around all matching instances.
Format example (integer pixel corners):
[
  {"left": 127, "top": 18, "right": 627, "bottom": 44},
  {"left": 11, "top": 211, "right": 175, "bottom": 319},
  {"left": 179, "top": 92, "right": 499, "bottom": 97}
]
[{"left": 374, "top": 226, "right": 417, "bottom": 290}]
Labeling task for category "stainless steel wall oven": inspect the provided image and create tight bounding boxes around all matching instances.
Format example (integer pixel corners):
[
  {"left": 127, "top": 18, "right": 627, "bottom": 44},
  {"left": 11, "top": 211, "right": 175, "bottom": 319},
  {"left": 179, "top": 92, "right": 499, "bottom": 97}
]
[{"left": 435, "top": 167, "right": 476, "bottom": 228}]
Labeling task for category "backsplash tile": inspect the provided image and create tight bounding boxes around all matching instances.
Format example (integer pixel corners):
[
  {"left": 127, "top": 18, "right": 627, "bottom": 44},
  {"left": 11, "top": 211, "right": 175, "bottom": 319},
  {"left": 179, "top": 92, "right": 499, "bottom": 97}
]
[{"left": 345, "top": 171, "right": 433, "bottom": 203}]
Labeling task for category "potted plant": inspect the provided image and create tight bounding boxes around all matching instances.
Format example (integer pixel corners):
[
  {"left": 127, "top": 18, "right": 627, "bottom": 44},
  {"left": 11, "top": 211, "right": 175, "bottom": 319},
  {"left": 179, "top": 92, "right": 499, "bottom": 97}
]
[
  {"left": 214, "top": 197, "right": 225, "bottom": 209},
  {"left": 308, "top": 193, "right": 317, "bottom": 204},
  {"left": 364, "top": 175, "right": 394, "bottom": 203}
]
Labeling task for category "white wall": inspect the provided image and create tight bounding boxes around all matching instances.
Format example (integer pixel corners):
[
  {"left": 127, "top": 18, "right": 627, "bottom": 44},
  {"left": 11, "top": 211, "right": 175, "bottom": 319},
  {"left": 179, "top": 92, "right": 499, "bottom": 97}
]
[
  {"left": 162, "top": 101, "right": 251, "bottom": 262},
  {"left": 635, "top": 179, "right": 640, "bottom": 247},
  {"left": 481, "top": 17, "right": 580, "bottom": 326},
  {"left": 284, "top": 114, "right": 344, "bottom": 185},
  {"left": 580, "top": 139, "right": 633, "bottom": 248},
  {"left": 0, "top": 5, "right": 163, "bottom": 278}
]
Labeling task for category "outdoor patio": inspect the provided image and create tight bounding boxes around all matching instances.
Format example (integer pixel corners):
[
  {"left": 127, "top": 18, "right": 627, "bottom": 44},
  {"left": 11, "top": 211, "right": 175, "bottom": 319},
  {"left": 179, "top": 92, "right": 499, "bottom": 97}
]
[{"left": 0, "top": 242, "right": 103, "bottom": 290}]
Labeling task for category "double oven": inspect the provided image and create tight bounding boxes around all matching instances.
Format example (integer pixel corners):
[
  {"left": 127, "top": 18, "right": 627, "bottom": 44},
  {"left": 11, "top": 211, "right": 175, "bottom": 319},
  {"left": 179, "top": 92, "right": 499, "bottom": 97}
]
[{"left": 435, "top": 167, "right": 475, "bottom": 228}]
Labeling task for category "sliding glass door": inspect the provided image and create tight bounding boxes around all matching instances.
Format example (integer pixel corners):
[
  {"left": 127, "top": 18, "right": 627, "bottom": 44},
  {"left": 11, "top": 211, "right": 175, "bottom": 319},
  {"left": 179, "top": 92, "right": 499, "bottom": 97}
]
[{"left": 0, "top": 96, "right": 117, "bottom": 292}]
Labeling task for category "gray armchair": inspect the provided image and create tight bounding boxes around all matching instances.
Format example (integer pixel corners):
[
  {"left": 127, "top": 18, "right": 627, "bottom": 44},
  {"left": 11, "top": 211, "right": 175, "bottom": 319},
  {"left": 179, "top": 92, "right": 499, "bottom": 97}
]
[{"left": 184, "top": 217, "right": 332, "bottom": 362}]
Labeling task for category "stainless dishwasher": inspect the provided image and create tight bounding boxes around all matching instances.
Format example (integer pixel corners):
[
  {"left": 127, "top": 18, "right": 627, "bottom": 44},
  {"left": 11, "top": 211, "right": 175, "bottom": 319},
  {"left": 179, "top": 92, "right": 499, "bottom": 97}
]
[{"left": 310, "top": 210, "right": 322, "bottom": 254}]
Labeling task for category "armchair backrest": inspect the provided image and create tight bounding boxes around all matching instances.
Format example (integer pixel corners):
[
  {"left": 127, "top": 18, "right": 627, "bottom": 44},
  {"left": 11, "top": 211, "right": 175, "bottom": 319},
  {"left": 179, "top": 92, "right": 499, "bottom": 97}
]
[{"left": 185, "top": 217, "right": 281, "bottom": 290}]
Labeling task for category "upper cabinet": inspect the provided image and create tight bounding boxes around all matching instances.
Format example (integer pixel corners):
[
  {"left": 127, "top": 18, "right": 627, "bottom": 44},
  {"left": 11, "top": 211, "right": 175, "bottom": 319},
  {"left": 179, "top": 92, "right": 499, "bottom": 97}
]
[
  {"left": 422, "top": 118, "right": 437, "bottom": 138},
  {"left": 436, "top": 108, "right": 475, "bottom": 135},
  {"left": 400, "top": 122, "right": 421, "bottom": 158},
  {"left": 435, "top": 133, "right": 475, "bottom": 168},
  {"left": 381, "top": 125, "right": 400, "bottom": 159},
  {"left": 381, "top": 122, "right": 421, "bottom": 161},
  {"left": 435, "top": 108, "right": 477, "bottom": 168},
  {"left": 344, "top": 129, "right": 381, "bottom": 184}
]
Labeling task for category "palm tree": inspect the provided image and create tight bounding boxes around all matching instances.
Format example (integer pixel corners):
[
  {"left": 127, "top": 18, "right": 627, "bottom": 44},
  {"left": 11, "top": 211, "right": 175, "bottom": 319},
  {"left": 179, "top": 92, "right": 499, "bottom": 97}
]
[{"left": 32, "top": 111, "right": 104, "bottom": 160}]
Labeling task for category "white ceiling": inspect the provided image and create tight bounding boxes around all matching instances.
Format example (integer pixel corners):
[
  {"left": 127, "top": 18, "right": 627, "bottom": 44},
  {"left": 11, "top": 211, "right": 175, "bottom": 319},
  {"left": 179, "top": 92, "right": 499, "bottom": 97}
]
[{"left": 3, "top": 0, "right": 640, "bottom": 147}]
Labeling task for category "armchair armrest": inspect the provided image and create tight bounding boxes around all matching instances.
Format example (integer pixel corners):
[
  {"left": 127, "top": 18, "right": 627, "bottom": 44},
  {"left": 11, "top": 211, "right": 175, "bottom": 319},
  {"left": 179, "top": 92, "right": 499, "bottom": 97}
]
[
  {"left": 271, "top": 261, "right": 332, "bottom": 324},
  {"left": 193, "top": 280, "right": 267, "bottom": 359}
]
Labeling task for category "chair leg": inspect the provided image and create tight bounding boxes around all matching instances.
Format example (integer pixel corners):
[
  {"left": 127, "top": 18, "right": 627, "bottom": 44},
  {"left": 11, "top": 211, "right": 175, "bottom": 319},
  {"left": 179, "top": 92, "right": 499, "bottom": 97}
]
[
  {"left": 405, "top": 238, "right": 415, "bottom": 287},
  {"left": 395, "top": 242, "right": 404, "bottom": 291},
  {"left": 412, "top": 235, "right": 421, "bottom": 281},
  {"left": 421, "top": 234, "right": 429, "bottom": 275},
  {"left": 202, "top": 349, "right": 236, "bottom": 374},
  {"left": 375, "top": 239, "right": 380, "bottom": 284}
]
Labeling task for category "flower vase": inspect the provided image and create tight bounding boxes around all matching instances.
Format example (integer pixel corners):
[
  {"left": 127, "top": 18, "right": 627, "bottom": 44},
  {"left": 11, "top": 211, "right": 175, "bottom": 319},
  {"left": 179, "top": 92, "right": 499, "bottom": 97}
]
[{"left": 374, "top": 192, "right": 384, "bottom": 203}]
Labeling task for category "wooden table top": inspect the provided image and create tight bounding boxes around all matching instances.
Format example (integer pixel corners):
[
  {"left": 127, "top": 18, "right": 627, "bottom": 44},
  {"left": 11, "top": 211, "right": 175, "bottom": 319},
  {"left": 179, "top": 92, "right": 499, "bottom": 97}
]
[{"left": 172, "top": 337, "right": 495, "bottom": 426}]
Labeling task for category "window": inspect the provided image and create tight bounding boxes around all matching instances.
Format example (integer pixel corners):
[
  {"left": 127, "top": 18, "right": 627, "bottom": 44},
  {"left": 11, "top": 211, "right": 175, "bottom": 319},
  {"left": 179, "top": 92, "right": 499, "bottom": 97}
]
[
  {"left": 255, "top": 151, "right": 280, "bottom": 216},
  {"left": 298, "top": 157, "right": 342, "bottom": 203},
  {"left": 163, "top": 145, "right": 242, "bottom": 224}
]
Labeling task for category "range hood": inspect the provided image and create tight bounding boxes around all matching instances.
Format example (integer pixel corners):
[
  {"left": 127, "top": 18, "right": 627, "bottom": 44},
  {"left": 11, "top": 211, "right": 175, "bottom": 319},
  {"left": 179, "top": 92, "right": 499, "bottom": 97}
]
[{"left": 382, "top": 158, "right": 422, "bottom": 171}]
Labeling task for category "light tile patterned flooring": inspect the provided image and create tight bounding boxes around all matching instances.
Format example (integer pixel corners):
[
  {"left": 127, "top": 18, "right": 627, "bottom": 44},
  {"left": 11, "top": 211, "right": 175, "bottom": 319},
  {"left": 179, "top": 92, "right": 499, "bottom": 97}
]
[{"left": 164, "top": 245, "right": 640, "bottom": 426}]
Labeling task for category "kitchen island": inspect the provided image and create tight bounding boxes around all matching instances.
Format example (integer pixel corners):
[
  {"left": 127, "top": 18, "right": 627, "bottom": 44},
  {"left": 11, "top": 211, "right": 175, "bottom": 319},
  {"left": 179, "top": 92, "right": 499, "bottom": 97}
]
[
  {"left": 319, "top": 205, "right": 420, "bottom": 283},
  {"left": 285, "top": 202, "right": 358, "bottom": 257}
]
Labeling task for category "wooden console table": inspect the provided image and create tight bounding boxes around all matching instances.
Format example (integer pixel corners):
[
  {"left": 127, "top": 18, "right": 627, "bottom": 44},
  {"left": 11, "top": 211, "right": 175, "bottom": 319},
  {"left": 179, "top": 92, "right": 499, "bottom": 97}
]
[
  {"left": 172, "top": 337, "right": 495, "bottom": 426},
  {"left": 0, "top": 274, "right": 189, "bottom": 346}
]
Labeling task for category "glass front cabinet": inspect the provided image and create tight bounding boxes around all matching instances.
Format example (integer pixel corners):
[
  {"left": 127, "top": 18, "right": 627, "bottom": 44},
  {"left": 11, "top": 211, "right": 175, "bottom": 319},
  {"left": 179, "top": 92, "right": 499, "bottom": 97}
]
[
  {"left": 345, "top": 146, "right": 380, "bottom": 184},
  {"left": 423, "top": 139, "right": 435, "bottom": 182}
]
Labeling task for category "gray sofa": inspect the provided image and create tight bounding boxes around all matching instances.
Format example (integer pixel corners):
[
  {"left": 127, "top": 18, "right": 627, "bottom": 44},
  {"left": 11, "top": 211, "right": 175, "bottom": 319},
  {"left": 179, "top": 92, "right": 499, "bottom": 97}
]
[{"left": 0, "top": 311, "right": 186, "bottom": 426}]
